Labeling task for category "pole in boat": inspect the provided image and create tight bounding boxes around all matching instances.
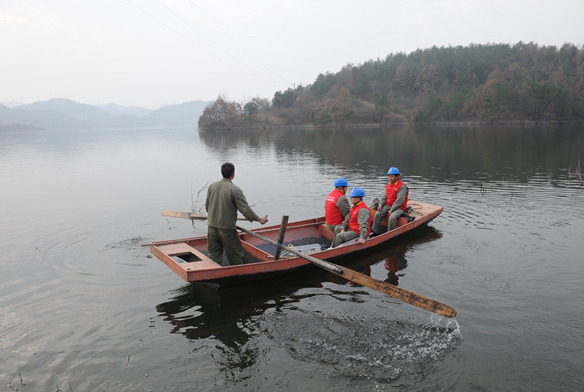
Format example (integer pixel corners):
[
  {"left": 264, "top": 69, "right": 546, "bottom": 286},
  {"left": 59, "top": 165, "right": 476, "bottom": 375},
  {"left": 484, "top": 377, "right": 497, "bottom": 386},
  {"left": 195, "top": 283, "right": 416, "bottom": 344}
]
[
  {"left": 236, "top": 225, "right": 456, "bottom": 318},
  {"left": 274, "top": 215, "right": 289, "bottom": 260}
]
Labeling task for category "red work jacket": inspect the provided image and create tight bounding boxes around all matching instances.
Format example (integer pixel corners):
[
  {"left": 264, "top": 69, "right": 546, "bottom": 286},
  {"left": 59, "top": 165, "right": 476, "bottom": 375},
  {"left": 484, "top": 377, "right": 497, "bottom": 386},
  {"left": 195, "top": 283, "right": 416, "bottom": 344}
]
[
  {"left": 325, "top": 189, "right": 345, "bottom": 225},
  {"left": 348, "top": 201, "right": 372, "bottom": 237},
  {"left": 385, "top": 179, "right": 408, "bottom": 211}
]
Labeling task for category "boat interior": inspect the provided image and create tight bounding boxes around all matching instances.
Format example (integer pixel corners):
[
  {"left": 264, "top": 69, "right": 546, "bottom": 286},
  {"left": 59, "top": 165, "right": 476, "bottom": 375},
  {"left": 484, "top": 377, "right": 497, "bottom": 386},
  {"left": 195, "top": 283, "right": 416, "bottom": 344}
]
[
  {"left": 166, "top": 212, "right": 406, "bottom": 266},
  {"left": 167, "top": 218, "right": 334, "bottom": 265}
]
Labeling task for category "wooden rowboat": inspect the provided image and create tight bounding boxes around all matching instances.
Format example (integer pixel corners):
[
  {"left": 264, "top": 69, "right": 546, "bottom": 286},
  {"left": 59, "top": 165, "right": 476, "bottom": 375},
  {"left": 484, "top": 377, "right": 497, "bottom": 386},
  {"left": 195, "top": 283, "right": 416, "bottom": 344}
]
[{"left": 150, "top": 200, "right": 443, "bottom": 286}]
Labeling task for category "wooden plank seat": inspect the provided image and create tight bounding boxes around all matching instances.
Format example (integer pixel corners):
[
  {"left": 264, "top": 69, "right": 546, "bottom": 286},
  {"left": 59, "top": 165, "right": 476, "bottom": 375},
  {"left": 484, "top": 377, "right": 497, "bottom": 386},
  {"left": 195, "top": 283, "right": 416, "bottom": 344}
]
[{"left": 156, "top": 242, "right": 221, "bottom": 271}]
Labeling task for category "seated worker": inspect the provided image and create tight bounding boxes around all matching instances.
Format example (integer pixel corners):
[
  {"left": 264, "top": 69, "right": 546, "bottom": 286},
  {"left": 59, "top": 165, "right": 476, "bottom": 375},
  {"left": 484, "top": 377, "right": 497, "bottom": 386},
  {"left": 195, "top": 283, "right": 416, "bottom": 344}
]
[
  {"left": 371, "top": 166, "right": 408, "bottom": 235},
  {"left": 325, "top": 177, "right": 350, "bottom": 231},
  {"left": 331, "top": 187, "right": 372, "bottom": 248}
]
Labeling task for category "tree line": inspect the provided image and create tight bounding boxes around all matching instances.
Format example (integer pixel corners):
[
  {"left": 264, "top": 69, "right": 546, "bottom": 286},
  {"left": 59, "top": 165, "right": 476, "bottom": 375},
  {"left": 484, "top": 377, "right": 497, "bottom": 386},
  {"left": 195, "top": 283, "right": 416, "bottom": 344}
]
[{"left": 198, "top": 42, "right": 584, "bottom": 129}]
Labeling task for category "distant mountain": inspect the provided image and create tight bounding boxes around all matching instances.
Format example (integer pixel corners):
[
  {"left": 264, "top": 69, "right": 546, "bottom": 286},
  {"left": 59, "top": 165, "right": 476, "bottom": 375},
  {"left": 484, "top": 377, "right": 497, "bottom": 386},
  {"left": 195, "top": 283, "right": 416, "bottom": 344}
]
[
  {"left": 16, "top": 98, "right": 112, "bottom": 123},
  {"left": 0, "top": 101, "right": 24, "bottom": 108},
  {"left": 146, "top": 101, "right": 210, "bottom": 125},
  {"left": 1, "top": 104, "right": 43, "bottom": 131},
  {"left": 97, "top": 103, "right": 152, "bottom": 118},
  {"left": 107, "top": 100, "right": 210, "bottom": 127},
  {"left": 1, "top": 101, "right": 81, "bottom": 130},
  {"left": 0, "top": 99, "right": 211, "bottom": 130}
]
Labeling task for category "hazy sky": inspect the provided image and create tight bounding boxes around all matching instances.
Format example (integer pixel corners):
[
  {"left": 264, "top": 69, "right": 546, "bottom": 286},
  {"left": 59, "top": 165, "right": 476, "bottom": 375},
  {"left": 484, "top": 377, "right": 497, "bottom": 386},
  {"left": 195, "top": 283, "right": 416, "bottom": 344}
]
[{"left": 1, "top": 0, "right": 583, "bottom": 109}]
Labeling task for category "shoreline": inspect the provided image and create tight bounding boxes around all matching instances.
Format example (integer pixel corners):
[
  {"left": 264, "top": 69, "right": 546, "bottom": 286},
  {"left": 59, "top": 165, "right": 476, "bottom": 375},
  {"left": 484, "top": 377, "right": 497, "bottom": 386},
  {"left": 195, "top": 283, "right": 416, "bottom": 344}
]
[{"left": 199, "top": 119, "right": 584, "bottom": 132}]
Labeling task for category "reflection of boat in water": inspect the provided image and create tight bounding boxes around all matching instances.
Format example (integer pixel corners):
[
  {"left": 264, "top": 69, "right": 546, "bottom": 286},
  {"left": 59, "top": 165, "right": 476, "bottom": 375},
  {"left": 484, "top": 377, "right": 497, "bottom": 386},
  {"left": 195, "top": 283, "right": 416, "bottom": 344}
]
[
  {"left": 156, "top": 277, "right": 305, "bottom": 340},
  {"left": 155, "top": 269, "right": 332, "bottom": 370},
  {"left": 150, "top": 201, "right": 443, "bottom": 286},
  {"left": 155, "top": 225, "right": 443, "bottom": 349},
  {"left": 155, "top": 282, "right": 278, "bottom": 370}
]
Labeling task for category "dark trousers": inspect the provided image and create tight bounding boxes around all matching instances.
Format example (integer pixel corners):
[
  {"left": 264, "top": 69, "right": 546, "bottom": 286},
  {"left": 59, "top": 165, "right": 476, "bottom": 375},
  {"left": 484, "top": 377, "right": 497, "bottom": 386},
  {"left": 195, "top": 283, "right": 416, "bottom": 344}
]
[
  {"left": 207, "top": 227, "right": 244, "bottom": 265},
  {"left": 372, "top": 205, "right": 405, "bottom": 233}
]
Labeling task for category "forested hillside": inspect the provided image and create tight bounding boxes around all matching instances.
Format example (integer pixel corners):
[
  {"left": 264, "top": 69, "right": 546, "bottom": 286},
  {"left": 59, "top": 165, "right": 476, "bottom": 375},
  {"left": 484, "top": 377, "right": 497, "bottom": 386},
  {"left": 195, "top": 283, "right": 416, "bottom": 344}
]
[{"left": 199, "top": 42, "right": 584, "bottom": 129}]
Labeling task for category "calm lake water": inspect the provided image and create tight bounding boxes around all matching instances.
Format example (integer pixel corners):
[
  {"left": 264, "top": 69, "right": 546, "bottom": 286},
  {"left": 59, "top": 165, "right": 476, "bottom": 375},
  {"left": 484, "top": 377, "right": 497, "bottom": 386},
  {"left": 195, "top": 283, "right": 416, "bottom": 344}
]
[{"left": 1, "top": 125, "right": 583, "bottom": 391}]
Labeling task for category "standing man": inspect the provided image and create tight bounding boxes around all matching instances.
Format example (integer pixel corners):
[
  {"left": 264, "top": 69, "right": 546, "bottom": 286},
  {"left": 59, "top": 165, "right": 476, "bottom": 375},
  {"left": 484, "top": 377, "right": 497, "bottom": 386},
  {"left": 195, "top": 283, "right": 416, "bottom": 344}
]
[
  {"left": 325, "top": 177, "right": 350, "bottom": 231},
  {"left": 205, "top": 162, "right": 268, "bottom": 265},
  {"left": 371, "top": 167, "right": 408, "bottom": 235},
  {"left": 331, "top": 187, "right": 372, "bottom": 248}
]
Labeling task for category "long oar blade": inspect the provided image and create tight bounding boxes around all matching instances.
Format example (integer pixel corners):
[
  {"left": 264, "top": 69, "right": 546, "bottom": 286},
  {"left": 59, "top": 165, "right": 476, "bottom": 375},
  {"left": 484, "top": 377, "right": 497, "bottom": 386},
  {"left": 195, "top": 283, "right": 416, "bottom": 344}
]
[
  {"left": 236, "top": 225, "right": 456, "bottom": 318},
  {"left": 161, "top": 210, "right": 247, "bottom": 221},
  {"left": 161, "top": 210, "right": 195, "bottom": 220},
  {"left": 328, "top": 265, "right": 457, "bottom": 318}
]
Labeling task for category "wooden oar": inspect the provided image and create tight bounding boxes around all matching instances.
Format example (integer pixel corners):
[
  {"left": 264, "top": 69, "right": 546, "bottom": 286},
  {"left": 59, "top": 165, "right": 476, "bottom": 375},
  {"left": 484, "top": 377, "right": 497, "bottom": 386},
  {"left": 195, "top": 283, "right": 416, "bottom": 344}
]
[
  {"left": 236, "top": 225, "right": 457, "bottom": 318},
  {"left": 161, "top": 210, "right": 247, "bottom": 221}
]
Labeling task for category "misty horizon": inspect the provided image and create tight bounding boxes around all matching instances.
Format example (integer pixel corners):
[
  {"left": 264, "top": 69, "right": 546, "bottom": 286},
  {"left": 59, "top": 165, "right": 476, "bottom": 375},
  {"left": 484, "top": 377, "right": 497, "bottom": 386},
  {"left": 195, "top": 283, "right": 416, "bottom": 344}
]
[{"left": 0, "top": 98, "right": 210, "bottom": 130}]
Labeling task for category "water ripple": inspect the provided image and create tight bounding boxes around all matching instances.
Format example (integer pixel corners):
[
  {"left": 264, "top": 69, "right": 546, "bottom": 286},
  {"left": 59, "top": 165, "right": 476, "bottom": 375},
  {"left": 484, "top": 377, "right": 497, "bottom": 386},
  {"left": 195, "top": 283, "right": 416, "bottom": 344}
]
[{"left": 260, "top": 294, "right": 461, "bottom": 386}]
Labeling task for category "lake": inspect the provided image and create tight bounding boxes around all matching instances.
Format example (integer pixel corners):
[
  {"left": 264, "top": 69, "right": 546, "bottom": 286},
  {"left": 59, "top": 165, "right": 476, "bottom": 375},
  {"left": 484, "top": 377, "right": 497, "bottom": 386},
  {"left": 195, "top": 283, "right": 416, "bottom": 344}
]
[{"left": 1, "top": 125, "right": 583, "bottom": 391}]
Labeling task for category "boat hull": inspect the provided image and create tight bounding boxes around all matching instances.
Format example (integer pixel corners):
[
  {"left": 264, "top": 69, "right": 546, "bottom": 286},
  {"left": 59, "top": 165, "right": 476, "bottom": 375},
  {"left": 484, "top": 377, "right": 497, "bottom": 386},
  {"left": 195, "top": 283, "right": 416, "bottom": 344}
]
[{"left": 150, "top": 200, "right": 443, "bottom": 286}]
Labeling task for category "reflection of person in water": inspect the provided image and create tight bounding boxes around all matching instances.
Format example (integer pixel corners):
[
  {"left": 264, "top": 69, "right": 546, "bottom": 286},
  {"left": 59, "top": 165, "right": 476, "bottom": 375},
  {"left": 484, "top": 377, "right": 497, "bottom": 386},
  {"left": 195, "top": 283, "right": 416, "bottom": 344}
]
[
  {"left": 348, "top": 250, "right": 408, "bottom": 287},
  {"left": 330, "top": 227, "right": 441, "bottom": 287},
  {"left": 384, "top": 253, "right": 408, "bottom": 286}
]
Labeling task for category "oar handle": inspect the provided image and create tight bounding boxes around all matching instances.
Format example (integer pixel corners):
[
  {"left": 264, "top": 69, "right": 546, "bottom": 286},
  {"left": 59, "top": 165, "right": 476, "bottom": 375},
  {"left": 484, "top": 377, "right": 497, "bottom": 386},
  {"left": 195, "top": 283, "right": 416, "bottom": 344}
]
[
  {"left": 237, "top": 225, "right": 342, "bottom": 273},
  {"left": 284, "top": 245, "right": 343, "bottom": 274}
]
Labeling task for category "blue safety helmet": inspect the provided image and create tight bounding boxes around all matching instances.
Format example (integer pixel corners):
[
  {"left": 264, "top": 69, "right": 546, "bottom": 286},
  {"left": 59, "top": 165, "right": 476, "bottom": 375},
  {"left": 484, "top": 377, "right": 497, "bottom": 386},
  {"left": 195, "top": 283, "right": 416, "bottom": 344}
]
[
  {"left": 387, "top": 167, "right": 400, "bottom": 175},
  {"left": 349, "top": 187, "right": 365, "bottom": 198},
  {"left": 334, "top": 177, "right": 348, "bottom": 187}
]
